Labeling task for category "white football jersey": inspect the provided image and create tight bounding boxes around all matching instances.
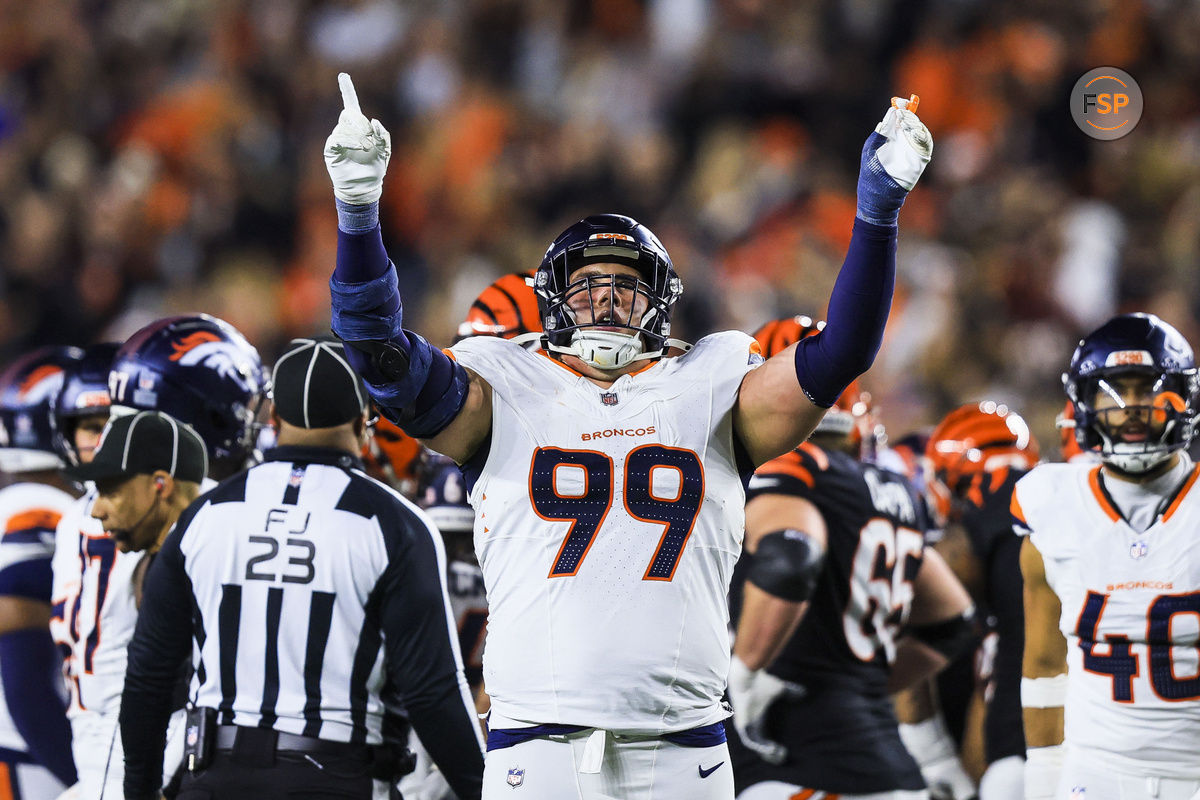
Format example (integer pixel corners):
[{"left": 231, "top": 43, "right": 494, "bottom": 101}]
[
  {"left": 450, "top": 332, "right": 761, "bottom": 734},
  {"left": 0, "top": 482, "right": 75, "bottom": 756},
  {"left": 50, "top": 489, "right": 144, "bottom": 717},
  {"left": 1014, "top": 462, "right": 1200, "bottom": 778}
]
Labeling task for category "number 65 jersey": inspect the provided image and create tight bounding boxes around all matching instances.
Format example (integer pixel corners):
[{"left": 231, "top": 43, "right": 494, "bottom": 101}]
[
  {"left": 449, "top": 332, "right": 762, "bottom": 735},
  {"left": 1013, "top": 462, "right": 1200, "bottom": 777}
]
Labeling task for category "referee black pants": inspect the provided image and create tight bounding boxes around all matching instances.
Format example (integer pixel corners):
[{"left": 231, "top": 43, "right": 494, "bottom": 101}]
[{"left": 176, "top": 728, "right": 375, "bottom": 800}]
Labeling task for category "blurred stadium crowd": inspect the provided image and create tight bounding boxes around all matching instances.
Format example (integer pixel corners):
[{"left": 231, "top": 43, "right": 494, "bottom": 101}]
[{"left": 2, "top": 0, "right": 1199, "bottom": 445}]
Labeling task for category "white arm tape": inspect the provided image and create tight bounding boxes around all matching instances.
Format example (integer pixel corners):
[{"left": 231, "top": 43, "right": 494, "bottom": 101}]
[
  {"left": 1022, "top": 674, "right": 1068, "bottom": 708},
  {"left": 1024, "top": 745, "right": 1064, "bottom": 800}
]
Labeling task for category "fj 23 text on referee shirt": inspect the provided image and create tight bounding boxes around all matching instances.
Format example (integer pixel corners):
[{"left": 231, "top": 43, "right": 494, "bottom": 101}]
[{"left": 119, "top": 445, "right": 485, "bottom": 799}]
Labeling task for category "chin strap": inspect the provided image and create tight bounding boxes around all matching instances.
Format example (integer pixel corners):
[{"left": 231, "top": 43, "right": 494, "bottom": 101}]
[{"left": 544, "top": 332, "right": 693, "bottom": 371}]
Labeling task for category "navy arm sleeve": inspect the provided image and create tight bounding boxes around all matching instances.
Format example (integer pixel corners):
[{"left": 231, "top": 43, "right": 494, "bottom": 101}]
[
  {"left": 331, "top": 226, "right": 470, "bottom": 438},
  {"left": 120, "top": 520, "right": 197, "bottom": 800},
  {"left": 793, "top": 218, "right": 896, "bottom": 407},
  {"left": 373, "top": 505, "right": 484, "bottom": 800},
  {"left": 0, "top": 627, "right": 76, "bottom": 785}
]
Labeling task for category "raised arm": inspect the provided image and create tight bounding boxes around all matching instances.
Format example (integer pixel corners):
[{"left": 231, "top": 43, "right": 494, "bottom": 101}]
[
  {"left": 734, "top": 98, "right": 932, "bottom": 466},
  {"left": 325, "top": 73, "right": 492, "bottom": 463}
]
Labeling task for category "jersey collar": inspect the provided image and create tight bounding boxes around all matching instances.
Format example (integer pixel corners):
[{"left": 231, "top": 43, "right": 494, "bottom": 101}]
[{"left": 264, "top": 445, "right": 364, "bottom": 472}]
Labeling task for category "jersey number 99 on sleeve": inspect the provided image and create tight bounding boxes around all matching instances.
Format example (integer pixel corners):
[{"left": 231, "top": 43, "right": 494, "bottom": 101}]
[{"left": 529, "top": 446, "right": 704, "bottom": 581}]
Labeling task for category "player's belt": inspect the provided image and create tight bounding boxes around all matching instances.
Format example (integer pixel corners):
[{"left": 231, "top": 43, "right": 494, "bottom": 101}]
[
  {"left": 215, "top": 725, "right": 369, "bottom": 759},
  {"left": 486, "top": 720, "right": 727, "bottom": 751}
]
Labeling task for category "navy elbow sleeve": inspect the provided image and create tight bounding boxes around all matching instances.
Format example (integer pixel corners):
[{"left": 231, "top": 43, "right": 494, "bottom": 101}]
[
  {"left": 340, "top": 332, "right": 470, "bottom": 439},
  {"left": 794, "top": 219, "right": 896, "bottom": 407}
]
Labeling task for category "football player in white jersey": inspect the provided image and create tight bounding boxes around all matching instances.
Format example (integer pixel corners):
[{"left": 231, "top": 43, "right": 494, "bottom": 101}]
[
  {"left": 325, "top": 73, "right": 932, "bottom": 800},
  {"left": 50, "top": 316, "right": 266, "bottom": 800},
  {"left": 0, "top": 348, "right": 86, "bottom": 800},
  {"left": 1016, "top": 313, "right": 1200, "bottom": 800}
]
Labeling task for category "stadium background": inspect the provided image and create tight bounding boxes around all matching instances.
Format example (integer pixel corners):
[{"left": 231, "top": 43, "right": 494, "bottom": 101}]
[{"left": 1, "top": 0, "right": 1197, "bottom": 448}]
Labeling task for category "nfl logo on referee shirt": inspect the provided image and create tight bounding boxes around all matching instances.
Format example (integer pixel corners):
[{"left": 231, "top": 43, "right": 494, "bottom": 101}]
[
  {"left": 600, "top": 392, "right": 619, "bottom": 406},
  {"left": 289, "top": 467, "right": 304, "bottom": 488},
  {"left": 506, "top": 767, "right": 525, "bottom": 787}
]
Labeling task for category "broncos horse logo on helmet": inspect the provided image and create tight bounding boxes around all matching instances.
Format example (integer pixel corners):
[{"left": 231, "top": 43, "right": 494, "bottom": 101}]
[
  {"left": 1063, "top": 312, "right": 1200, "bottom": 475},
  {"left": 0, "top": 346, "right": 85, "bottom": 472},
  {"left": 109, "top": 314, "right": 268, "bottom": 477},
  {"left": 535, "top": 214, "right": 684, "bottom": 370}
]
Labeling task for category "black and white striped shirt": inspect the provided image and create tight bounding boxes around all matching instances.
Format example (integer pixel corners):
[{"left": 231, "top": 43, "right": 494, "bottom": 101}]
[{"left": 120, "top": 445, "right": 484, "bottom": 800}]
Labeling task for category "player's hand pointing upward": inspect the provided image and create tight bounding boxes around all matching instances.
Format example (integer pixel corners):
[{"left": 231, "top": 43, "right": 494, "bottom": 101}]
[{"left": 324, "top": 73, "right": 392, "bottom": 205}]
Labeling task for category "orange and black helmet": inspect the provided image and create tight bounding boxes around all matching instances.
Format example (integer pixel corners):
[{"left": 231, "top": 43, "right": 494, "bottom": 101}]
[
  {"left": 362, "top": 414, "right": 423, "bottom": 498},
  {"left": 926, "top": 401, "right": 1039, "bottom": 521},
  {"left": 456, "top": 271, "right": 542, "bottom": 342}
]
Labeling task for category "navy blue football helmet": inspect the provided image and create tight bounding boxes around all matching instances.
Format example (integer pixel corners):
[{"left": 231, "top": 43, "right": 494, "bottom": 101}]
[
  {"left": 1063, "top": 313, "right": 1199, "bottom": 473},
  {"left": 534, "top": 214, "right": 683, "bottom": 370},
  {"left": 0, "top": 346, "right": 85, "bottom": 472},
  {"left": 52, "top": 342, "right": 120, "bottom": 466},
  {"left": 109, "top": 315, "right": 268, "bottom": 474},
  {"left": 417, "top": 452, "right": 474, "bottom": 535}
]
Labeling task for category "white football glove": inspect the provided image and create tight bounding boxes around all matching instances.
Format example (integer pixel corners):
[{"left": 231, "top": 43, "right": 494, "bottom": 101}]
[
  {"left": 874, "top": 95, "right": 933, "bottom": 190},
  {"left": 856, "top": 94, "right": 933, "bottom": 225},
  {"left": 898, "top": 717, "right": 977, "bottom": 800},
  {"left": 52, "top": 784, "right": 81, "bottom": 800},
  {"left": 727, "top": 654, "right": 805, "bottom": 765},
  {"left": 324, "top": 73, "right": 392, "bottom": 205}
]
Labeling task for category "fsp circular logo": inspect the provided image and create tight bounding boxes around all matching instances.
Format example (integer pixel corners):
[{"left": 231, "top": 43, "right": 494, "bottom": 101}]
[{"left": 1071, "top": 67, "right": 1143, "bottom": 140}]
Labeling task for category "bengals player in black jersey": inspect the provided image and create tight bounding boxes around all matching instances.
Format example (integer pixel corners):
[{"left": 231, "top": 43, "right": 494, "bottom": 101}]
[
  {"left": 728, "top": 316, "right": 976, "bottom": 800},
  {"left": 921, "top": 402, "right": 1041, "bottom": 800}
]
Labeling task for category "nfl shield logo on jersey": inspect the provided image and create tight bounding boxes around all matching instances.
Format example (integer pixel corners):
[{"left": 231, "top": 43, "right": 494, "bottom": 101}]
[
  {"left": 1070, "top": 786, "right": 1086, "bottom": 800},
  {"left": 1129, "top": 539, "right": 1149, "bottom": 560},
  {"left": 506, "top": 767, "right": 525, "bottom": 788},
  {"left": 600, "top": 392, "right": 619, "bottom": 406}
]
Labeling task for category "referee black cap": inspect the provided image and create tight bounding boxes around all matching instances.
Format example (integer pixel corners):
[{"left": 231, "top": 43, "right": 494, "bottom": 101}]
[
  {"left": 272, "top": 337, "right": 368, "bottom": 429},
  {"left": 64, "top": 410, "right": 207, "bottom": 483}
]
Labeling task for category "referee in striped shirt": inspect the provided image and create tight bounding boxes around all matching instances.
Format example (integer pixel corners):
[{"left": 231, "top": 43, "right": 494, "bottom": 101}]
[{"left": 119, "top": 337, "right": 485, "bottom": 800}]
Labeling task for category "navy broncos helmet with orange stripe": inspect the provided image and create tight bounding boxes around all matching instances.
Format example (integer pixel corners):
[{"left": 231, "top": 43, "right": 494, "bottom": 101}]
[
  {"left": 456, "top": 271, "right": 542, "bottom": 342},
  {"left": 752, "top": 315, "right": 880, "bottom": 459},
  {"left": 52, "top": 342, "right": 119, "bottom": 466},
  {"left": 1063, "top": 313, "right": 1199, "bottom": 474},
  {"left": 0, "top": 346, "right": 85, "bottom": 472},
  {"left": 109, "top": 315, "right": 268, "bottom": 473},
  {"left": 535, "top": 214, "right": 682, "bottom": 369}
]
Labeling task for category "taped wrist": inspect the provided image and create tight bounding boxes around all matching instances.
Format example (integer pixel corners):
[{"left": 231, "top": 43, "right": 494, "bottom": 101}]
[
  {"left": 905, "top": 605, "right": 978, "bottom": 661},
  {"left": 857, "top": 131, "right": 908, "bottom": 225},
  {"left": 1021, "top": 674, "right": 1068, "bottom": 708},
  {"left": 793, "top": 219, "right": 895, "bottom": 407},
  {"left": 745, "top": 529, "right": 825, "bottom": 602},
  {"left": 336, "top": 198, "right": 380, "bottom": 234}
]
